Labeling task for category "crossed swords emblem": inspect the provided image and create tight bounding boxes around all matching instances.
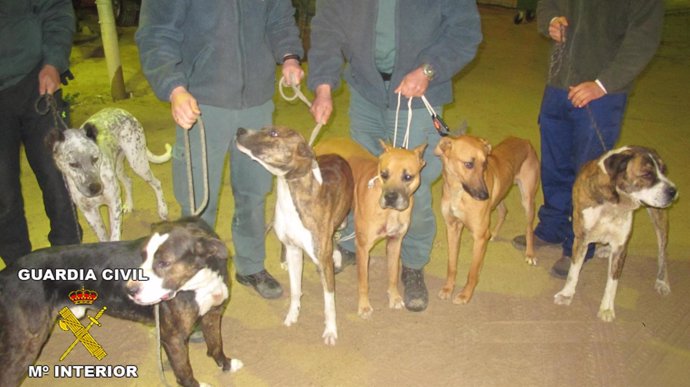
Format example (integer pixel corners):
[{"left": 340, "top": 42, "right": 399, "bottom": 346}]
[{"left": 58, "top": 306, "right": 108, "bottom": 361}]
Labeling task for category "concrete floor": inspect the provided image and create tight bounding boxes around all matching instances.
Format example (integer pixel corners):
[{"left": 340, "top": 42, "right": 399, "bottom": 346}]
[{"left": 6, "top": 4, "right": 690, "bottom": 387}]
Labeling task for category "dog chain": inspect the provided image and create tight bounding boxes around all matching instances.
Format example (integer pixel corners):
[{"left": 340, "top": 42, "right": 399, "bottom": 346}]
[
  {"left": 184, "top": 117, "right": 210, "bottom": 216},
  {"left": 548, "top": 24, "right": 607, "bottom": 152}
]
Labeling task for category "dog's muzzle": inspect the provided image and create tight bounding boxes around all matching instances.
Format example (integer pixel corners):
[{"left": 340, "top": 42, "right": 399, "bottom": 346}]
[{"left": 380, "top": 190, "right": 410, "bottom": 211}]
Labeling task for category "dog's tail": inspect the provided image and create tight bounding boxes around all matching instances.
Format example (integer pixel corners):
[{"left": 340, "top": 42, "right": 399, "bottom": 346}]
[{"left": 147, "top": 143, "right": 173, "bottom": 164}]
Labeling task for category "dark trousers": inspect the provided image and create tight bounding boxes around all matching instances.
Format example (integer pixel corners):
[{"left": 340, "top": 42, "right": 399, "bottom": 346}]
[
  {"left": 535, "top": 86, "right": 627, "bottom": 256},
  {"left": 0, "top": 68, "right": 81, "bottom": 263}
]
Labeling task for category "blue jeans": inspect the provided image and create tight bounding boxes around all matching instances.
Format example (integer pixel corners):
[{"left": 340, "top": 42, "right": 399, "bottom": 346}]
[
  {"left": 0, "top": 68, "right": 81, "bottom": 263},
  {"left": 340, "top": 87, "right": 442, "bottom": 269},
  {"left": 535, "top": 86, "right": 627, "bottom": 256},
  {"left": 172, "top": 101, "right": 273, "bottom": 276}
]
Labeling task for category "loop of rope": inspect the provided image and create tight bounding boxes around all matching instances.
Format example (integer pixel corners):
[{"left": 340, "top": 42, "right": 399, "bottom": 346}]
[
  {"left": 35, "top": 93, "right": 69, "bottom": 131},
  {"left": 279, "top": 76, "right": 323, "bottom": 146},
  {"left": 393, "top": 91, "right": 413, "bottom": 149},
  {"left": 184, "top": 117, "right": 210, "bottom": 216}
]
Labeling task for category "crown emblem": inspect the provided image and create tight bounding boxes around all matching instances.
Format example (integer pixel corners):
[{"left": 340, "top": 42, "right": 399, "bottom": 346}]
[{"left": 68, "top": 286, "right": 98, "bottom": 305}]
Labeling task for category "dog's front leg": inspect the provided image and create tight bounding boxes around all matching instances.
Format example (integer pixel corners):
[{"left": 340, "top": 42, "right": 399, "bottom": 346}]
[
  {"left": 284, "top": 244, "right": 303, "bottom": 327},
  {"left": 554, "top": 236, "right": 588, "bottom": 306},
  {"left": 200, "top": 306, "right": 243, "bottom": 372},
  {"left": 386, "top": 235, "right": 405, "bottom": 310},
  {"left": 598, "top": 243, "right": 628, "bottom": 322},
  {"left": 454, "top": 230, "right": 489, "bottom": 304},
  {"left": 439, "top": 217, "right": 463, "bottom": 300},
  {"left": 160, "top": 306, "right": 200, "bottom": 387},
  {"left": 81, "top": 205, "right": 109, "bottom": 241},
  {"left": 647, "top": 207, "right": 671, "bottom": 295},
  {"left": 355, "top": 235, "right": 374, "bottom": 319}
]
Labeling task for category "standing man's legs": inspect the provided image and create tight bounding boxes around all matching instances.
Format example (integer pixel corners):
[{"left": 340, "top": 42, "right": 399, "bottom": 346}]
[
  {"left": 348, "top": 87, "right": 441, "bottom": 311},
  {"left": 172, "top": 101, "right": 280, "bottom": 299}
]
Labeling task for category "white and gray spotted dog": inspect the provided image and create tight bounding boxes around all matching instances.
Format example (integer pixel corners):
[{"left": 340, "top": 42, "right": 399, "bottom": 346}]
[{"left": 48, "top": 107, "right": 171, "bottom": 241}]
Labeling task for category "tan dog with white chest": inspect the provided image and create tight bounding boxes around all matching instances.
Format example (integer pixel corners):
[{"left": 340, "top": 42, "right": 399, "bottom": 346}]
[
  {"left": 315, "top": 138, "right": 426, "bottom": 318},
  {"left": 554, "top": 146, "right": 677, "bottom": 321},
  {"left": 435, "top": 135, "right": 540, "bottom": 304}
]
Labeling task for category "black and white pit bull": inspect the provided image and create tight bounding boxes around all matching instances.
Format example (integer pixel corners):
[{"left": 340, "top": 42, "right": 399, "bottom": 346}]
[
  {"left": 236, "top": 126, "right": 353, "bottom": 345},
  {"left": 554, "top": 146, "right": 678, "bottom": 321},
  {"left": 0, "top": 218, "right": 242, "bottom": 387}
]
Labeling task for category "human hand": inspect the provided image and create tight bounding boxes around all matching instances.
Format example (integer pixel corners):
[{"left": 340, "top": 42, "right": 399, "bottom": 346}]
[
  {"left": 568, "top": 81, "right": 605, "bottom": 108},
  {"left": 310, "top": 84, "right": 333, "bottom": 125},
  {"left": 170, "top": 86, "right": 201, "bottom": 130},
  {"left": 548, "top": 16, "right": 569, "bottom": 43},
  {"left": 281, "top": 58, "right": 304, "bottom": 86},
  {"left": 394, "top": 67, "right": 430, "bottom": 98},
  {"left": 38, "top": 64, "right": 61, "bottom": 95}
]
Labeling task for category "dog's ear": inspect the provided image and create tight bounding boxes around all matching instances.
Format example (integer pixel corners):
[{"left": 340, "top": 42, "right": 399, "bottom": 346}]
[
  {"left": 603, "top": 150, "right": 634, "bottom": 180},
  {"left": 378, "top": 139, "right": 393, "bottom": 153},
  {"left": 44, "top": 128, "right": 65, "bottom": 151},
  {"left": 195, "top": 236, "right": 229, "bottom": 261},
  {"left": 297, "top": 141, "right": 314, "bottom": 159},
  {"left": 413, "top": 143, "right": 427, "bottom": 165},
  {"left": 479, "top": 138, "right": 492, "bottom": 155},
  {"left": 434, "top": 137, "right": 452, "bottom": 156},
  {"left": 83, "top": 122, "right": 98, "bottom": 142}
]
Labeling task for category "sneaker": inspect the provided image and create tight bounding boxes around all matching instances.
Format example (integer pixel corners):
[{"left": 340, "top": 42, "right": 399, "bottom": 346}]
[
  {"left": 401, "top": 266, "right": 428, "bottom": 312},
  {"left": 235, "top": 270, "right": 283, "bottom": 299},
  {"left": 511, "top": 234, "right": 560, "bottom": 251},
  {"left": 550, "top": 256, "right": 571, "bottom": 279},
  {"left": 334, "top": 244, "right": 356, "bottom": 274}
]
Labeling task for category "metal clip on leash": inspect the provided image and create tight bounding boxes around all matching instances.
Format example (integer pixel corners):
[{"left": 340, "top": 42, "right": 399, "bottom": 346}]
[
  {"left": 279, "top": 76, "right": 324, "bottom": 145},
  {"left": 420, "top": 95, "right": 450, "bottom": 137}
]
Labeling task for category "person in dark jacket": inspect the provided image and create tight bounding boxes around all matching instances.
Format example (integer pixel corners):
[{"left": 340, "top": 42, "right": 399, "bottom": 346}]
[
  {"left": 308, "top": 0, "right": 482, "bottom": 311},
  {"left": 136, "top": 0, "right": 305, "bottom": 299},
  {"left": 0, "top": 0, "right": 81, "bottom": 265},
  {"left": 511, "top": 0, "right": 665, "bottom": 278}
]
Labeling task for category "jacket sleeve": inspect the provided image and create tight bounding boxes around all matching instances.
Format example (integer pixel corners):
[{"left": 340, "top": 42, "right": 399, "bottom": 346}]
[
  {"left": 38, "top": 0, "right": 75, "bottom": 73},
  {"left": 596, "top": 0, "right": 664, "bottom": 93},
  {"left": 537, "top": 0, "right": 562, "bottom": 38},
  {"left": 415, "top": 0, "right": 482, "bottom": 85},
  {"left": 266, "top": 0, "right": 304, "bottom": 63},
  {"left": 307, "top": 0, "right": 346, "bottom": 92},
  {"left": 135, "top": 0, "right": 191, "bottom": 102}
]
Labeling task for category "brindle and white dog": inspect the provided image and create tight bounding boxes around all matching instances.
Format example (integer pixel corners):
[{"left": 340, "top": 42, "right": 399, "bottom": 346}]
[
  {"left": 554, "top": 146, "right": 678, "bottom": 321},
  {"left": 47, "top": 108, "right": 171, "bottom": 241}
]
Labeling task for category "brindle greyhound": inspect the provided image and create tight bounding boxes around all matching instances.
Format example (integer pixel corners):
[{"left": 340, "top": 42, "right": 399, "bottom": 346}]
[{"left": 236, "top": 126, "right": 353, "bottom": 345}]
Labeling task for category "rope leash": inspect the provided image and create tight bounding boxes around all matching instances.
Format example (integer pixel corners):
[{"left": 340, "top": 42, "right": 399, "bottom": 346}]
[{"left": 278, "top": 76, "right": 324, "bottom": 145}]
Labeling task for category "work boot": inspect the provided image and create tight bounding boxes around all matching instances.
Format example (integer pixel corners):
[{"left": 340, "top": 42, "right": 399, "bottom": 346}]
[
  {"left": 550, "top": 256, "right": 571, "bottom": 279},
  {"left": 334, "top": 244, "right": 356, "bottom": 274},
  {"left": 401, "top": 266, "right": 428, "bottom": 312},
  {"left": 236, "top": 269, "right": 283, "bottom": 299}
]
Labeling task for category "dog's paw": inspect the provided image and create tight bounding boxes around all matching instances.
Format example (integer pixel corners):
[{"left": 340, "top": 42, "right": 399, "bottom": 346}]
[
  {"left": 452, "top": 291, "right": 472, "bottom": 305},
  {"left": 122, "top": 203, "right": 133, "bottom": 214},
  {"left": 358, "top": 304, "right": 374, "bottom": 319},
  {"left": 655, "top": 279, "right": 671, "bottom": 296},
  {"left": 525, "top": 256, "right": 538, "bottom": 266},
  {"left": 158, "top": 203, "right": 169, "bottom": 220},
  {"left": 322, "top": 328, "right": 338, "bottom": 346},
  {"left": 553, "top": 292, "right": 573, "bottom": 306},
  {"left": 388, "top": 295, "right": 405, "bottom": 310},
  {"left": 283, "top": 307, "right": 300, "bottom": 327},
  {"left": 437, "top": 286, "right": 453, "bottom": 300},
  {"left": 199, "top": 383, "right": 213, "bottom": 387},
  {"left": 230, "top": 359, "right": 244, "bottom": 373},
  {"left": 597, "top": 308, "right": 616, "bottom": 322}
]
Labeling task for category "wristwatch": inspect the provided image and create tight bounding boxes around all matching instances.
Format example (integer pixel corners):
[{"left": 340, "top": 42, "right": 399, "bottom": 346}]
[{"left": 422, "top": 63, "right": 435, "bottom": 80}]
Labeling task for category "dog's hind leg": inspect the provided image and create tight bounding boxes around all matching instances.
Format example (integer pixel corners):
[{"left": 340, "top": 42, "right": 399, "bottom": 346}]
[
  {"left": 283, "top": 244, "right": 303, "bottom": 327},
  {"left": 116, "top": 152, "right": 134, "bottom": 213},
  {"left": 131, "top": 164, "right": 168, "bottom": 220},
  {"left": 516, "top": 167, "right": 539, "bottom": 266},
  {"left": 490, "top": 201, "right": 507, "bottom": 241},
  {"left": 647, "top": 207, "right": 671, "bottom": 295},
  {"left": 0, "top": 308, "right": 52, "bottom": 387},
  {"left": 318, "top": 238, "right": 338, "bottom": 345},
  {"left": 200, "top": 306, "right": 243, "bottom": 372}
]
